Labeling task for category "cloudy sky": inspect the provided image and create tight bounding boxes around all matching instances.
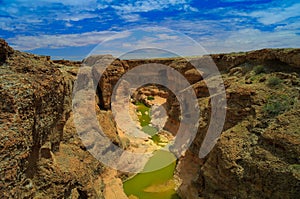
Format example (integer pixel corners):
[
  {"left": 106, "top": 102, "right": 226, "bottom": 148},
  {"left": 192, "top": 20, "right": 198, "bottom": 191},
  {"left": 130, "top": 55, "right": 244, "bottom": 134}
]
[{"left": 0, "top": 0, "right": 299, "bottom": 60}]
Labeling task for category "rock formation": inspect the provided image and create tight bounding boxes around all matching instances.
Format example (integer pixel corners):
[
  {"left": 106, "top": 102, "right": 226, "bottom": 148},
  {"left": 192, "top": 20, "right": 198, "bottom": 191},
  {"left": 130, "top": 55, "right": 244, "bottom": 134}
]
[
  {"left": 174, "top": 51, "right": 300, "bottom": 198},
  {"left": 0, "top": 42, "right": 122, "bottom": 198},
  {"left": 0, "top": 39, "right": 14, "bottom": 64},
  {"left": 0, "top": 39, "right": 299, "bottom": 198}
]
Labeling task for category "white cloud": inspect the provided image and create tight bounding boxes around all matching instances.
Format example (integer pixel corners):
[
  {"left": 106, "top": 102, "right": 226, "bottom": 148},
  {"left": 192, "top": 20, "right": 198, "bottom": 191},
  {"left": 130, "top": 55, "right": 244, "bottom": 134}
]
[
  {"left": 118, "top": 13, "right": 141, "bottom": 22},
  {"left": 6, "top": 23, "right": 300, "bottom": 59},
  {"left": 200, "top": 28, "right": 300, "bottom": 53},
  {"left": 152, "top": 18, "right": 300, "bottom": 54},
  {"left": 250, "top": 3, "right": 300, "bottom": 25},
  {"left": 112, "top": 0, "right": 188, "bottom": 13},
  {"left": 0, "top": 17, "right": 29, "bottom": 32},
  {"left": 183, "top": 4, "right": 198, "bottom": 12},
  {"left": 4, "top": 0, "right": 99, "bottom": 8},
  {"left": 0, "top": 0, "right": 111, "bottom": 35},
  {"left": 91, "top": 28, "right": 208, "bottom": 58},
  {"left": 25, "top": 19, "right": 43, "bottom": 23},
  {"left": 158, "top": 18, "right": 224, "bottom": 36},
  {"left": 65, "top": 22, "right": 73, "bottom": 27},
  {"left": 57, "top": 13, "right": 98, "bottom": 21},
  {"left": 111, "top": 0, "right": 197, "bottom": 22},
  {"left": 116, "top": 36, "right": 160, "bottom": 49},
  {"left": 1, "top": 0, "right": 108, "bottom": 24},
  {"left": 0, "top": 21, "right": 15, "bottom": 31},
  {"left": 275, "top": 21, "right": 300, "bottom": 31},
  {"left": 111, "top": 0, "right": 198, "bottom": 22},
  {"left": 8, "top": 31, "right": 131, "bottom": 50},
  {"left": 2, "top": 0, "right": 298, "bottom": 56},
  {"left": 44, "top": 0, "right": 97, "bottom": 6},
  {"left": 157, "top": 33, "right": 178, "bottom": 40}
]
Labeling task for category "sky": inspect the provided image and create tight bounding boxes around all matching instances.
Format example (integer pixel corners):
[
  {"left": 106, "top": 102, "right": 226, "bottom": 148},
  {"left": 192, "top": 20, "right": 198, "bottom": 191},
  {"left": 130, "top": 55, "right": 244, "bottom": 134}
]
[{"left": 0, "top": 0, "right": 299, "bottom": 60}]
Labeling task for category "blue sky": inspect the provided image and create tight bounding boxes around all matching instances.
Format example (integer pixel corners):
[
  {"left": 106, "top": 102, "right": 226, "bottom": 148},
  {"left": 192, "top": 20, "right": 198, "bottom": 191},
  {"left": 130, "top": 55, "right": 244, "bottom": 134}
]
[{"left": 0, "top": 0, "right": 299, "bottom": 60}]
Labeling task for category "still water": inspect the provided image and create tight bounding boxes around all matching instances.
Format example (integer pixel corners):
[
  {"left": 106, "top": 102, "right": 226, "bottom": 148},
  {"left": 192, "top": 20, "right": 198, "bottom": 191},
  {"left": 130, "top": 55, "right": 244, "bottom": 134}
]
[
  {"left": 123, "top": 102, "right": 181, "bottom": 199},
  {"left": 123, "top": 150, "right": 180, "bottom": 199}
]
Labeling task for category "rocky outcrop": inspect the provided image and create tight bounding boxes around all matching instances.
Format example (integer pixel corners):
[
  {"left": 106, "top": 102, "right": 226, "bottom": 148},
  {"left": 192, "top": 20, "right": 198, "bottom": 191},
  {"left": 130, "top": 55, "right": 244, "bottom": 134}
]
[
  {"left": 195, "top": 103, "right": 300, "bottom": 198},
  {"left": 211, "top": 48, "right": 300, "bottom": 71},
  {"left": 0, "top": 41, "right": 113, "bottom": 198},
  {"left": 75, "top": 48, "right": 300, "bottom": 198},
  {"left": 0, "top": 39, "right": 13, "bottom": 64},
  {"left": 90, "top": 49, "right": 300, "bottom": 111},
  {"left": 52, "top": 59, "right": 82, "bottom": 67},
  {"left": 90, "top": 56, "right": 202, "bottom": 110},
  {"left": 82, "top": 48, "right": 300, "bottom": 198},
  {"left": 0, "top": 47, "right": 67, "bottom": 197},
  {"left": 1, "top": 38, "right": 300, "bottom": 199},
  {"left": 174, "top": 64, "right": 300, "bottom": 198}
]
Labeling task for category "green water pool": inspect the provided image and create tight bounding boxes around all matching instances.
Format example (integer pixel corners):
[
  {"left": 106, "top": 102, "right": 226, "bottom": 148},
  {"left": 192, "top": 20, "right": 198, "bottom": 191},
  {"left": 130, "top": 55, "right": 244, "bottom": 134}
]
[
  {"left": 124, "top": 102, "right": 180, "bottom": 199},
  {"left": 123, "top": 150, "right": 180, "bottom": 199},
  {"left": 136, "top": 102, "right": 151, "bottom": 127}
]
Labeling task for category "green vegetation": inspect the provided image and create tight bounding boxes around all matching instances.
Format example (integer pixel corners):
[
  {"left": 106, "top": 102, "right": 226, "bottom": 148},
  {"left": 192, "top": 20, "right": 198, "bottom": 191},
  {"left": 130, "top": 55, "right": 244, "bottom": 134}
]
[
  {"left": 289, "top": 164, "right": 300, "bottom": 170},
  {"left": 151, "top": 134, "right": 161, "bottom": 144},
  {"left": 289, "top": 164, "right": 300, "bottom": 175},
  {"left": 267, "top": 76, "right": 282, "bottom": 87},
  {"left": 147, "top": 95, "right": 155, "bottom": 100},
  {"left": 249, "top": 73, "right": 264, "bottom": 82},
  {"left": 263, "top": 94, "right": 295, "bottom": 116},
  {"left": 253, "top": 65, "right": 265, "bottom": 74}
]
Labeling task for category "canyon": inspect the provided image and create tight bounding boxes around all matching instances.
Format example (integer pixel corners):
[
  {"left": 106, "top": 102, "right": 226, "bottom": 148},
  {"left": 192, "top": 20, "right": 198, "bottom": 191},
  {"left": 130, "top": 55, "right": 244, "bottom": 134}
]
[{"left": 0, "top": 38, "right": 300, "bottom": 198}]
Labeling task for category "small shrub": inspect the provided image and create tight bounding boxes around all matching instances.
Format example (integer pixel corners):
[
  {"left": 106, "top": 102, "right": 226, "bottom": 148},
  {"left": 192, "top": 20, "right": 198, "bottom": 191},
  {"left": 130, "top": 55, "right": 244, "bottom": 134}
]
[
  {"left": 249, "top": 76, "right": 256, "bottom": 81},
  {"left": 151, "top": 134, "right": 161, "bottom": 144},
  {"left": 263, "top": 94, "right": 294, "bottom": 116},
  {"left": 289, "top": 164, "right": 300, "bottom": 170},
  {"left": 267, "top": 76, "right": 282, "bottom": 87},
  {"left": 147, "top": 95, "right": 155, "bottom": 100},
  {"left": 253, "top": 65, "right": 265, "bottom": 74}
]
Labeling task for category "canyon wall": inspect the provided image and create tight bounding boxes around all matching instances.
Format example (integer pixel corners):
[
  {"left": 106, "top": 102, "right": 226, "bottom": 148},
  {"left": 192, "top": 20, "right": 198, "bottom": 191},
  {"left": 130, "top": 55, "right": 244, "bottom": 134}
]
[
  {"left": 0, "top": 39, "right": 112, "bottom": 198},
  {"left": 1, "top": 38, "right": 299, "bottom": 198},
  {"left": 85, "top": 47, "right": 300, "bottom": 198},
  {"left": 173, "top": 50, "right": 300, "bottom": 198},
  {"left": 92, "top": 48, "right": 300, "bottom": 109}
]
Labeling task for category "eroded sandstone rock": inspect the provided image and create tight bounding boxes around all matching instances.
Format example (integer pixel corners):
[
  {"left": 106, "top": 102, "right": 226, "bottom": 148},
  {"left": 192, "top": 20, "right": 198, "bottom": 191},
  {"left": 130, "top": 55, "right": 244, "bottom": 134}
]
[
  {"left": 0, "top": 38, "right": 13, "bottom": 64},
  {"left": 1, "top": 38, "right": 300, "bottom": 198},
  {"left": 0, "top": 41, "right": 115, "bottom": 198}
]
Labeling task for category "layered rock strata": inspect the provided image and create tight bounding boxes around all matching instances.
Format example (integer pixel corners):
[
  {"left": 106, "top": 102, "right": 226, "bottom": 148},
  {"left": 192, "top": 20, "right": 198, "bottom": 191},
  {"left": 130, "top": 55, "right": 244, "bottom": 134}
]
[{"left": 1, "top": 38, "right": 299, "bottom": 198}]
